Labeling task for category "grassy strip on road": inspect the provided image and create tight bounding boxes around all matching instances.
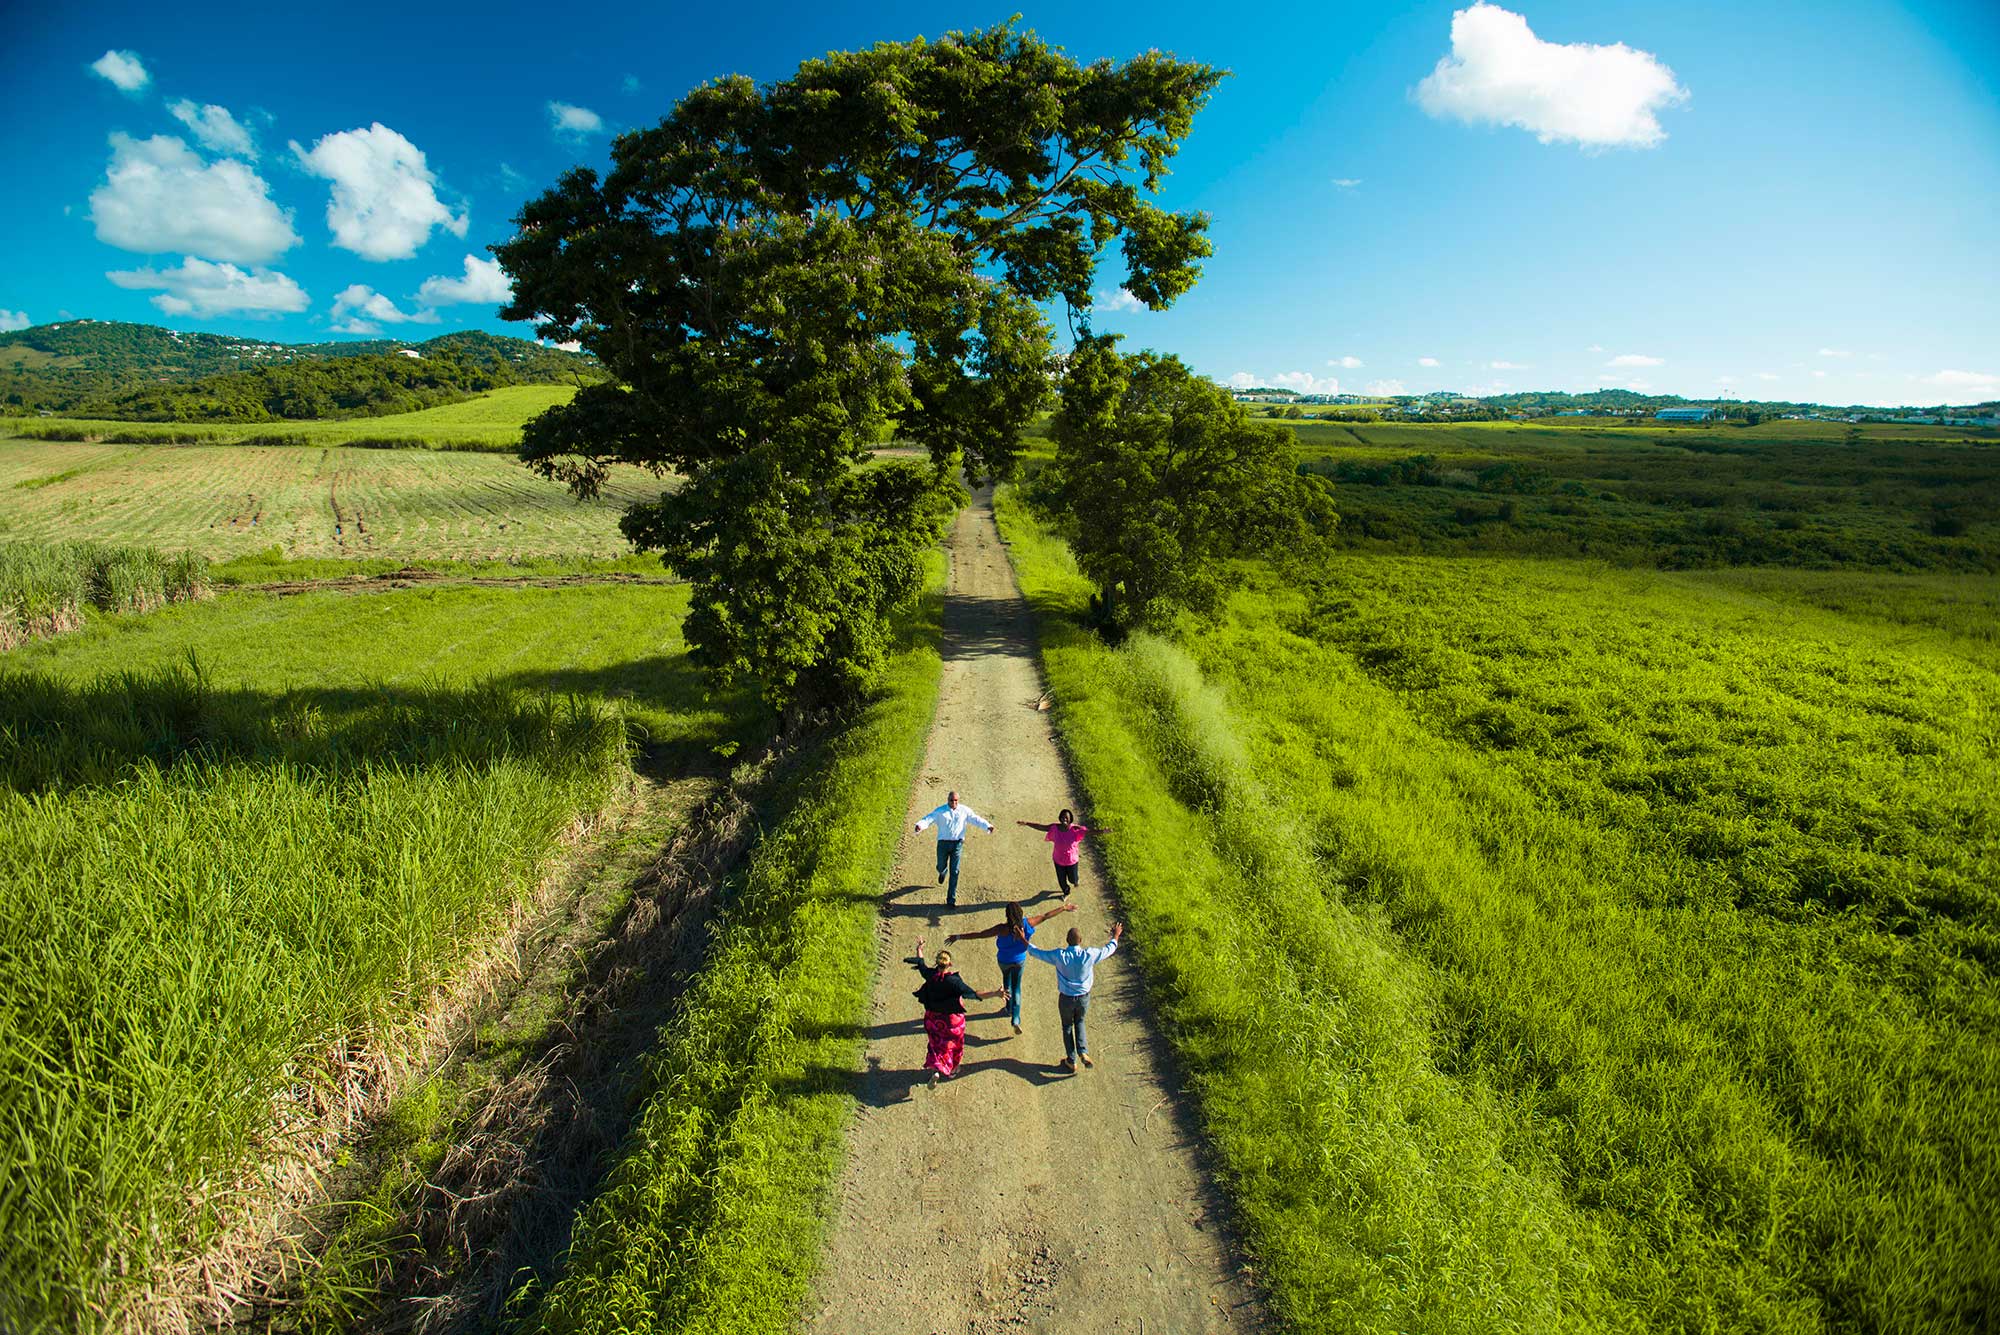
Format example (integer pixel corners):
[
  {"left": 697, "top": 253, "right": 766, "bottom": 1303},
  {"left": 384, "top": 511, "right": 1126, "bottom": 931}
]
[
  {"left": 530, "top": 559, "right": 944, "bottom": 1334},
  {"left": 992, "top": 489, "right": 1999, "bottom": 1333}
]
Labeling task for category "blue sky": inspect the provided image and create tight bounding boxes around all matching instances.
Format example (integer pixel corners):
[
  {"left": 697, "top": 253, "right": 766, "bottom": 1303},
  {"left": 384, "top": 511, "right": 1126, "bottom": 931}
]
[{"left": 2, "top": 0, "right": 1996, "bottom": 405}]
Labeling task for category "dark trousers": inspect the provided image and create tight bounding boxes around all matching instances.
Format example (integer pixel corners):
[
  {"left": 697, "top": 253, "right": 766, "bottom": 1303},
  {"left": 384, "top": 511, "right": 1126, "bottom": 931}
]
[
  {"left": 936, "top": 839, "right": 963, "bottom": 902},
  {"left": 1000, "top": 963, "right": 1023, "bottom": 1025},
  {"left": 1057, "top": 991, "right": 1090, "bottom": 1059}
]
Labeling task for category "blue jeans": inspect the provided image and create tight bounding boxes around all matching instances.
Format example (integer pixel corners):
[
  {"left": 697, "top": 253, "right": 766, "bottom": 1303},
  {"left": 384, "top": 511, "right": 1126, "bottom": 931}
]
[
  {"left": 1057, "top": 992, "right": 1090, "bottom": 1059},
  {"left": 999, "top": 962, "right": 1024, "bottom": 1026},
  {"left": 935, "top": 839, "right": 962, "bottom": 902}
]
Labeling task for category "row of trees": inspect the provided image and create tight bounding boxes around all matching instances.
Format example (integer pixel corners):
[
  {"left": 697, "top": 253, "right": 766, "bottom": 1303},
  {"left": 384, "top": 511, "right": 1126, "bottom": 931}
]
[{"left": 501, "top": 24, "right": 1335, "bottom": 727}]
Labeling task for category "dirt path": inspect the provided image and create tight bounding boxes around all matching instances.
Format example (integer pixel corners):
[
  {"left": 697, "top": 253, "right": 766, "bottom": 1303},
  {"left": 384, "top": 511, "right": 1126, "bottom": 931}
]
[{"left": 806, "top": 489, "right": 1262, "bottom": 1335}]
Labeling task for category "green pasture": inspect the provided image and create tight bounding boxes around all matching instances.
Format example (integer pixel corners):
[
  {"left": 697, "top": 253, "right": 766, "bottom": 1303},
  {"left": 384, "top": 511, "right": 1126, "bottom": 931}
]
[
  {"left": 0, "top": 580, "right": 756, "bottom": 1334},
  {"left": 10, "top": 383, "right": 577, "bottom": 448},
  {"left": 996, "top": 489, "right": 1999, "bottom": 1334},
  {"left": 0, "top": 433, "right": 662, "bottom": 564}
]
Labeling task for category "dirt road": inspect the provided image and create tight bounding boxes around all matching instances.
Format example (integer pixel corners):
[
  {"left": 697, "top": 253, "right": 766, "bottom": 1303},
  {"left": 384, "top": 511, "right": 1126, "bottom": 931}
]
[{"left": 805, "top": 490, "right": 1262, "bottom": 1335}]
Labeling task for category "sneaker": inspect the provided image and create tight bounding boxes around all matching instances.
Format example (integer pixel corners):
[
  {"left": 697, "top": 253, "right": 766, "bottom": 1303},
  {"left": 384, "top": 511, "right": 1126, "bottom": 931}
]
[
  {"left": 937, "top": 870, "right": 946, "bottom": 885},
  {"left": 929, "top": 1070, "right": 940, "bottom": 1087},
  {"left": 1080, "top": 1054, "right": 1094, "bottom": 1069},
  {"left": 1059, "top": 1058, "right": 1076, "bottom": 1073},
  {"left": 1012, "top": 1021, "right": 1022, "bottom": 1035}
]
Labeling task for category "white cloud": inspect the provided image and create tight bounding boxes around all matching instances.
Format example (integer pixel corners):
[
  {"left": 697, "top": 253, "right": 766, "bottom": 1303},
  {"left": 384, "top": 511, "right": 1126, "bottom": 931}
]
[
  {"left": 167, "top": 99, "right": 256, "bottom": 158},
  {"left": 1608, "top": 353, "right": 1663, "bottom": 367},
  {"left": 1919, "top": 369, "right": 1999, "bottom": 403},
  {"left": 1586, "top": 343, "right": 1604, "bottom": 353},
  {"left": 1489, "top": 359, "right": 1528, "bottom": 370},
  {"left": 622, "top": 74, "right": 642, "bottom": 95},
  {"left": 331, "top": 318, "right": 382, "bottom": 335},
  {"left": 1812, "top": 370, "right": 1828, "bottom": 379},
  {"left": 1417, "top": 356, "right": 1441, "bottom": 367},
  {"left": 1331, "top": 177, "right": 1362, "bottom": 188},
  {"left": 1818, "top": 347, "right": 1853, "bottom": 358},
  {"left": 1329, "top": 355, "right": 1364, "bottom": 368},
  {"left": 106, "top": 257, "right": 307, "bottom": 316},
  {"left": 331, "top": 283, "right": 438, "bottom": 326},
  {"left": 549, "top": 101, "right": 606, "bottom": 136},
  {"left": 1416, "top": 3, "right": 1688, "bottom": 150},
  {"left": 292, "top": 124, "right": 468, "bottom": 261},
  {"left": 0, "top": 309, "right": 30, "bottom": 332},
  {"left": 1755, "top": 372, "right": 1780, "bottom": 381},
  {"left": 1229, "top": 370, "right": 1341, "bottom": 394},
  {"left": 90, "top": 133, "right": 298, "bottom": 264},
  {"left": 417, "top": 254, "right": 513, "bottom": 306},
  {"left": 1094, "top": 287, "right": 1146, "bottom": 313},
  {"left": 90, "top": 50, "right": 149, "bottom": 93},
  {"left": 1367, "top": 379, "right": 1407, "bottom": 396}
]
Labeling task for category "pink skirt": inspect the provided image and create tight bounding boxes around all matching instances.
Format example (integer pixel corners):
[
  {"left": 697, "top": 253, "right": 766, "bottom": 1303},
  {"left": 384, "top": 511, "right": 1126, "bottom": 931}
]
[{"left": 924, "top": 1010, "right": 966, "bottom": 1077}]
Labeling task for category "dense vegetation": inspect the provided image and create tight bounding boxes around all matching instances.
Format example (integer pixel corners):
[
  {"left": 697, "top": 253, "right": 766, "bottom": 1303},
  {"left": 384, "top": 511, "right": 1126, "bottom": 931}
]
[
  {"left": 0, "top": 579, "right": 749, "bottom": 1334},
  {"left": 0, "top": 321, "right": 596, "bottom": 415},
  {"left": 0, "top": 538, "right": 207, "bottom": 647},
  {"left": 1290, "top": 418, "right": 1999, "bottom": 570},
  {"left": 998, "top": 487, "right": 1998, "bottom": 1333}
]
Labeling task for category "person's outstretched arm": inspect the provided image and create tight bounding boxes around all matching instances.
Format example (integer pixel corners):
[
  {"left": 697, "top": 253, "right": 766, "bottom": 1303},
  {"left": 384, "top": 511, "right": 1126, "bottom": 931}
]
[
  {"left": 913, "top": 805, "right": 945, "bottom": 833},
  {"left": 1026, "top": 904, "right": 1079, "bottom": 928},
  {"left": 946, "top": 923, "right": 1009, "bottom": 944},
  {"left": 962, "top": 807, "right": 994, "bottom": 832},
  {"left": 1016, "top": 820, "right": 1054, "bottom": 832},
  {"left": 1023, "top": 942, "right": 1062, "bottom": 965}
]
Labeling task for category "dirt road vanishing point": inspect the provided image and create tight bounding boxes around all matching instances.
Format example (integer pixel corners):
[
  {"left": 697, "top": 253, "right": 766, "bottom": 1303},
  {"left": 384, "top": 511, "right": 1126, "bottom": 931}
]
[{"left": 806, "top": 489, "right": 1263, "bottom": 1335}]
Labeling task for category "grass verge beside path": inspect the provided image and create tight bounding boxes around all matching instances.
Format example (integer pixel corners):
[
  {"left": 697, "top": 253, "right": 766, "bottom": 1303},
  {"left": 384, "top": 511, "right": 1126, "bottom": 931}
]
[
  {"left": 530, "top": 559, "right": 944, "bottom": 1334},
  {"left": 993, "top": 488, "right": 2000, "bottom": 1334}
]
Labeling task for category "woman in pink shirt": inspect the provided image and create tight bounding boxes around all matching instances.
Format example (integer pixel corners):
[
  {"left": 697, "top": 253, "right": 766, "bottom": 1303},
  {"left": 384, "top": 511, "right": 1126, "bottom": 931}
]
[{"left": 1015, "top": 808, "right": 1109, "bottom": 901}]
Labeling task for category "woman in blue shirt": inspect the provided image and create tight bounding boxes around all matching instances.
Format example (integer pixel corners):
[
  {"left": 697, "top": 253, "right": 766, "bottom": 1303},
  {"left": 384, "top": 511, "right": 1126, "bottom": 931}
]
[{"left": 946, "top": 900, "right": 1077, "bottom": 1035}]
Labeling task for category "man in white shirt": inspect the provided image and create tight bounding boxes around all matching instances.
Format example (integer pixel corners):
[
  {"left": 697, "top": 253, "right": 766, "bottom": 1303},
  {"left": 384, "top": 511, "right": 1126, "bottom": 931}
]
[
  {"left": 1025, "top": 922, "right": 1124, "bottom": 1072},
  {"left": 913, "top": 790, "right": 993, "bottom": 907}
]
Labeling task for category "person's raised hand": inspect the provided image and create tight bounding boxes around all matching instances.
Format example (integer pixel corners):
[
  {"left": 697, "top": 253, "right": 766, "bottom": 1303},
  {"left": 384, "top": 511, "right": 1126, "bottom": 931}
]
[
  {"left": 1062, "top": 902, "right": 1078, "bottom": 914},
  {"left": 1111, "top": 922, "right": 1124, "bottom": 939}
]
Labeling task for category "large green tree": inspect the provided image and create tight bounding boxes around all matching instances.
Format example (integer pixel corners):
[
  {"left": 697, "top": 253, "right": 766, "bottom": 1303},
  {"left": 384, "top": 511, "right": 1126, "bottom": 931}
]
[
  {"left": 1044, "top": 338, "right": 1337, "bottom": 634},
  {"left": 496, "top": 25, "right": 1221, "bottom": 724}
]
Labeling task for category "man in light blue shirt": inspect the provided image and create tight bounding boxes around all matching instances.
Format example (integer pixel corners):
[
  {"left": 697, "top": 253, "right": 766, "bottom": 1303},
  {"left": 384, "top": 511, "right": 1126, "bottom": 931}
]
[
  {"left": 914, "top": 790, "right": 993, "bottom": 907},
  {"left": 1025, "top": 922, "right": 1124, "bottom": 1072}
]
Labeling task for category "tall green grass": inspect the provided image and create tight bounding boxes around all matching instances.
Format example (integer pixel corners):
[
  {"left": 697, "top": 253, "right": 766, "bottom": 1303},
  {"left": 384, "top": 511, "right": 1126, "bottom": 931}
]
[
  {"left": 529, "top": 560, "right": 944, "bottom": 1334},
  {"left": 994, "top": 489, "right": 2000, "bottom": 1333},
  {"left": 0, "top": 539, "right": 207, "bottom": 646}
]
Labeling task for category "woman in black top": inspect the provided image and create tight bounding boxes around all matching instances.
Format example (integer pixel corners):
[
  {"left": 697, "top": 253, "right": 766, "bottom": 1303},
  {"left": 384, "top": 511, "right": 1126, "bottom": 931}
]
[{"left": 912, "top": 938, "right": 999, "bottom": 1085}]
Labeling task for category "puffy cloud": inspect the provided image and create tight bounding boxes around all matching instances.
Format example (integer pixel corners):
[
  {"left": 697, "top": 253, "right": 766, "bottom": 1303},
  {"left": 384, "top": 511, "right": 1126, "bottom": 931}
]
[
  {"left": 1416, "top": 3, "right": 1688, "bottom": 149},
  {"left": 549, "top": 101, "right": 605, "bottom": 136},
  {"left": 1608, "top": 353, "right": 1663, "bottom": 367},
  {"left": 1586, "top": 343, "right": 1605, "bottom": 352},
  {"left": 1920, "top": 369, "right": 1999, "bottom": 403},
  {"left": 0, "top": 309, "right": 31, "bottom": 332},
  {"left": 1329, "top": 355, "right": 1364, "bottom": 369},
  {"left": 292, "top": 124, "right": 468, "bottom": 261},
  {"left": 90, "top": 50, "right": 149, "bottom": 93},
  {"left": 331, "top": 283, "right": 437, "bottom": 326},
  {"left": 1231, "top": 370, "right": 1342, "bottom": 395},
  {"left": 167, "top": 99, "right": 256, "bottom": 157},
  {"left": 106, "top": 257, "right": 308, "bottom": 316},
  {"left": 1489, "top": 359, "right": 1529, "bottom": 370},
  {"left": 1367, "top": 379, "right": 1407, "bottom": 396},
  {"left": 90, "top": 133, "right": 299, "bottom": 264},
  {"left": 1755, "top": 372, "right": 1780, "bottom": 381},
  {"left": 417, "top": 254, "right": 513, "bottom": 306},
  {"left": 1417, "top": 356, "right": 1441, "bottom": 367},
  {"left": 1331, "top": 177, "right": 1361, "bottom": 188},
  {"left": 331, "top": 318, "right": 381, "bottom": 335},
  {"left": 1818, "top": 347, "right": 1853, "bottom": 358},
  {"left": 1093, "top": 287, "right": 1146, "bottom": 313}
]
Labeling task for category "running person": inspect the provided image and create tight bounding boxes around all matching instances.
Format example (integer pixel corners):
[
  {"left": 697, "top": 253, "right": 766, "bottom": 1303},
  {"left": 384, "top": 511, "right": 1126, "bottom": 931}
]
[
  {"left": 916, "top": 791, "right": 993, "bottom": 907},
  {"left": 1024, "top": 922, "right": 1124, "bottom": 1073},
  {"left": 910, "top": 939, "right": 1001, "bottom": 1085},
  {"left": 946, "top": 901, "right": 1077, "bottom": 1035},
  {"left": 1015, "top": 809, "right": 1108, "bottom": 900}
]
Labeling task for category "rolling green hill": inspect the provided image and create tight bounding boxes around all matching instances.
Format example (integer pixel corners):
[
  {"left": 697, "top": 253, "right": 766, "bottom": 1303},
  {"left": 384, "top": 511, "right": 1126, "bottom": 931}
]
[{"left": 0, "top": 320, "right": 597, "bottom": 414}]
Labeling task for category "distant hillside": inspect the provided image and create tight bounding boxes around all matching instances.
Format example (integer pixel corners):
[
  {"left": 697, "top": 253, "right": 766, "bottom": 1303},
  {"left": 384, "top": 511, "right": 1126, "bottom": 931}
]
[{"left": 0, "top": 320, "right": 597, "bottom": 414}]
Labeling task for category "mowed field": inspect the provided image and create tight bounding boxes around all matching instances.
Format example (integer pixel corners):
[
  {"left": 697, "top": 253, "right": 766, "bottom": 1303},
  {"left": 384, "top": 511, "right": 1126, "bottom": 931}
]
[
  {"left": 998, "top": 489, "right": 2000, "bottom": 1333},
  {"left": 14, "top": 383, "right": 580, "bottom": 448},
  {"left": 0, "top": 435, "right": 663, "bottom": 563}
]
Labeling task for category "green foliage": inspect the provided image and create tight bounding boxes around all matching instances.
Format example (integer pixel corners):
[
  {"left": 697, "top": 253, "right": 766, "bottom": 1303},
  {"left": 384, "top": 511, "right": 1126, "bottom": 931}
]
[
  {"left": 0, "top": 539, "right": 208, "bottom": 646},
  {"left": 528, "top": 562, "right": 943, "bottom": 1333},
  {"left": 500, "top": 22, "right": 1221, "bottom": 718},
  {"left": 0, "top": 580, "right": 748, "bottom": 1333},
  {"left": 0, "top": 322, "right": 597, "bottom": 415},
  {"left": 998, "top": 488, "right": 2000, "bottom": 1333},
  {"left": 1040, "top": 340, "right": 1335, "bottom": 632}
]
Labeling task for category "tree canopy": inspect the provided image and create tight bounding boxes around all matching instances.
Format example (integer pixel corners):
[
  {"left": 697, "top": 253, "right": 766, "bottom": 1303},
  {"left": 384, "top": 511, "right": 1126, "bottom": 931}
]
[
  {"left": 496, "top": 24, "right": 1222, "bottom": 722},
  {"left": 1042, "top": 339, "right": 1337, "bottom": 634}
]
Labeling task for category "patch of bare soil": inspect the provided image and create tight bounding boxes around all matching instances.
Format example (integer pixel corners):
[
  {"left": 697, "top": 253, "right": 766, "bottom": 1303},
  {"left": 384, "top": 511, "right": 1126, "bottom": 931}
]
[{"left": 805, "top": 490, "right": 1263, "bottom": 1334}]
